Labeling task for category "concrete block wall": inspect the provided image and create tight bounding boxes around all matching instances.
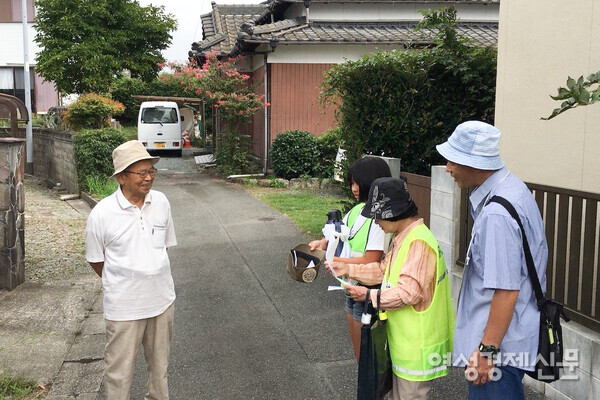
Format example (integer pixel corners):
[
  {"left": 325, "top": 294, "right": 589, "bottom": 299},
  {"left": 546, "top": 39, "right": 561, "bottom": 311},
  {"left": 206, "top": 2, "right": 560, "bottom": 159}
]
[
  {"left": 429, "top": 165, "right": 462, "bottom": 304},
  {"left": 0, "top": 128, "right": 79, "bottom": 193},
  {"left": 429, "top": 165, "right": 600, "bottom": 399},
  {"left": 32, "top": 128, "right": 79, "bottom": 193},
  {"left": 536, "top": 322, "right": 600, "bottom": 400}
]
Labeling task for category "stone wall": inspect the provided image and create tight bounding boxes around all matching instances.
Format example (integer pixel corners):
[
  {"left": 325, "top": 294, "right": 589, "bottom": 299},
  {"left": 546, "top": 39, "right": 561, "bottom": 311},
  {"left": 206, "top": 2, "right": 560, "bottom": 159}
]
[
  {"left": 0, "top": 138, "right": 26, "bottom": 290},
  {"left": 429, "top": 166, "right": 600, "bottom": 399}
]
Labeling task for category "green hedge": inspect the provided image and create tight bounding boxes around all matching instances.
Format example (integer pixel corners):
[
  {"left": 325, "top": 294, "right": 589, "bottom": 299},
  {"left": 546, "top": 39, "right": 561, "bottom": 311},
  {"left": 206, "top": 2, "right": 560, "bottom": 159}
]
[
  {"left": 73, "top": 128, "right": 127, "bottom": 190},
  {"left": 271, "top": 130, "right": 319, "bottom": 179},
  {"left": 321, "top": 7, "right": 497, "bottom": 175},
  {"left": 316, "top": 127, "right": 344, "bottom": 179}
]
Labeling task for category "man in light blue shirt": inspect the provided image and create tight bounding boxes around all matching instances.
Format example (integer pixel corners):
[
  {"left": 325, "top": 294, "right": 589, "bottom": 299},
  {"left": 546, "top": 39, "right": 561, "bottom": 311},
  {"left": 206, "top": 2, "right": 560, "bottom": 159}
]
[{"left": 436, "top": 121, "right": 548, "bottom": 400}]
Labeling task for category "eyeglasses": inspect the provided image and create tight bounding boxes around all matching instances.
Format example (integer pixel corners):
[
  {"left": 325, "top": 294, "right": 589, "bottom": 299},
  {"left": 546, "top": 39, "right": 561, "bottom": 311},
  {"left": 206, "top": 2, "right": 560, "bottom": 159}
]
[{"left": 123, "top": 168, "right": 157, "bottom": 178}]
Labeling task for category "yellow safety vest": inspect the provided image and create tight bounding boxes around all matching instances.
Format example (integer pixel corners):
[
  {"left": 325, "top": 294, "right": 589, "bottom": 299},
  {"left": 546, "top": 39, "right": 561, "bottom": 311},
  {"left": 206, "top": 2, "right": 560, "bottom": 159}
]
[
  {"left": 346, "top": 203, "right": 372, "bottom": 256},
  {"left": 382, "top": 224, "right": 455, "bottom": 381}
]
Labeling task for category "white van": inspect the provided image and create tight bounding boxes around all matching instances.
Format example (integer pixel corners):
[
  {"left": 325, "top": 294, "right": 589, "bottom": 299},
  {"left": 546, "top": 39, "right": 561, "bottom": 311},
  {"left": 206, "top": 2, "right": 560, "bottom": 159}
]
[{"left": 138, "top": 101, "right": 183, "bottom": 156}]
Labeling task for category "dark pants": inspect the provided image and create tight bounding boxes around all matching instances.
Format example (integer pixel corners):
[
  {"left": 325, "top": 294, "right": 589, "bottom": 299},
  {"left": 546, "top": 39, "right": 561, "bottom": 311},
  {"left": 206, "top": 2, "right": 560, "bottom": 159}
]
[{"left": 468, "top": 365, "right": 525, "bottom": 400}]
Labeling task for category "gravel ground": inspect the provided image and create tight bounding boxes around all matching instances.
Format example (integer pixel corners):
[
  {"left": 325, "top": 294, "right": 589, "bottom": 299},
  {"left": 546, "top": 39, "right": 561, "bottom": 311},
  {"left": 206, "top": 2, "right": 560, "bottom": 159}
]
[{"left": 24, "top": 176, "right": 92, "bottom": 282}]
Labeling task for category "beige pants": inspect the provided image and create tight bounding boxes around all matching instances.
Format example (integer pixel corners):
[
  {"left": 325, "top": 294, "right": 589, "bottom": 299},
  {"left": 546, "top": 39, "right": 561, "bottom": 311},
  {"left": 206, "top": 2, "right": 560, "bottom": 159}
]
[
  {"left": 104, "top": 303, "right": 174, "bottom": 400},
  {"left": 390, "top": 375, "right": 432, "bottom": 400}
]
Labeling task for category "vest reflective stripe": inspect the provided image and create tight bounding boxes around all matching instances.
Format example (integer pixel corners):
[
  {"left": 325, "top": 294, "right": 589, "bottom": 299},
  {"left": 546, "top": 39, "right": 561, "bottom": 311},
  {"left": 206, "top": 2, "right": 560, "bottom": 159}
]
[
  {"left": 383, "top": 224, "right": 455, "bottom": 382},
  {"left": 392, "top": 363, "right": 448, "bottom": 376},
  {"left": 346, "top": 203, "right": 372, "bottom": 255}
]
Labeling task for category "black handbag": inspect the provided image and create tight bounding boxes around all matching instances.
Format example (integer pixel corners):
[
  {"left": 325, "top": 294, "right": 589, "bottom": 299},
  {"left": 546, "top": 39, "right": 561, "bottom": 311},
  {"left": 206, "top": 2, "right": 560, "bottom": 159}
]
[
  {"left": 488, "top": 196, "right": 570, "bottom": 382},
  {"left": 357, "top": 290, "right": 393, "bottom": 400}
]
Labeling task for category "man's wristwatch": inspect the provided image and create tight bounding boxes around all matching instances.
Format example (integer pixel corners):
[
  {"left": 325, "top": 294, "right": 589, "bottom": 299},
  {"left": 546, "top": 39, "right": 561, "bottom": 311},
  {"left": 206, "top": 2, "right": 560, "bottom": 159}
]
[{"left": 478, "top": 342, "right": 500, "bottom": 359}]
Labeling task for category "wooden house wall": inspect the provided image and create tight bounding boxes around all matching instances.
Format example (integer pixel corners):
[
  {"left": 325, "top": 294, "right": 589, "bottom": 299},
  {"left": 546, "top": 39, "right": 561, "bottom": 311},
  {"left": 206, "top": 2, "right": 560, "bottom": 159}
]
[{"left": 270, "top": 63, "right": 337, "bottom": 141}]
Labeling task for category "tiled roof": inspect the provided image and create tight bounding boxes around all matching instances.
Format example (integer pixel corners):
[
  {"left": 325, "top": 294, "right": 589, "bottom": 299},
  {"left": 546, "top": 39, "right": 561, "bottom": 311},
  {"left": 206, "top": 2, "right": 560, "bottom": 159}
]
[
  {"left": 191, "top": 1, "right": 499, "bottom": 59},
  {"left": 235, "top": 20, "right": 498, "bottom": 49},
  {"left": 191, "top": 3, "right": 267, "bottom": 56}
]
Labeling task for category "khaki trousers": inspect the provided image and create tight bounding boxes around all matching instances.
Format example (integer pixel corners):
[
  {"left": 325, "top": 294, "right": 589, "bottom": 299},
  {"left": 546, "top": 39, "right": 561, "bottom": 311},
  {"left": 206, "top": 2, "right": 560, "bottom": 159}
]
[
  {"left": 104, "top": 303, "right": 174, "bottom": 400},
  {"left": 390, "top": 375, "right": 432, "bottom": 400}
]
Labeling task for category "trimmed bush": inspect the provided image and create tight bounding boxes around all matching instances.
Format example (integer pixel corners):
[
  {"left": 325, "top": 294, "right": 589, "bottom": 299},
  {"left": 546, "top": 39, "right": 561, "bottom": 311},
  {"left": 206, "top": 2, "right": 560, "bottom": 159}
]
[
  {"left": 271, "top": 130, "right": 319, "bottom": 179},
  {"left": 72, "top": 128, "right": 127, "bottom": 190},
  {"left": 316, "top": 127, "right": 344, "bottom": 179},
  {"left": 64, "top": 93, "right": 125, "bottom": 130}
]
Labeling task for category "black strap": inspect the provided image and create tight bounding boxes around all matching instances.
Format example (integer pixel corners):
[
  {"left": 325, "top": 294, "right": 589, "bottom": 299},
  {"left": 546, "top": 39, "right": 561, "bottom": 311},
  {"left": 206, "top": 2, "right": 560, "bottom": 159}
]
[
  {"left": 487, "top": 196, "right": 545, "bottom": 309},
  {"left": 363, "top": 289, "right": 371, "bottom": 312},
  {"left": 291, "top": 249, "right": 322, "bottom": 266}
]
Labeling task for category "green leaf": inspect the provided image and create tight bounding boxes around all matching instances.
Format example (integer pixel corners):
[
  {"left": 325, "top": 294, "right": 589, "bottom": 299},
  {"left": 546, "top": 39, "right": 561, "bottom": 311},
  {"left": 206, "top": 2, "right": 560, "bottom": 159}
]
[
  {"left": 550, "top": 87, "right": 573, "bottom": 101},
  {"left": 577, "top": 87, "right": 591, "bottom": 105},
  {"left": 587, "top": 71, "right": 600, "bottom": 83}
]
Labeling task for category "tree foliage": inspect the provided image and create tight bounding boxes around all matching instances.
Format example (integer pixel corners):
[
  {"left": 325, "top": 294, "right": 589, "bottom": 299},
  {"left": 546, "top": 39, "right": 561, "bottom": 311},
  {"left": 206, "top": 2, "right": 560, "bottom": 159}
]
[
  {"left": 543, "top": 72, "right": 600, "bottom": 120},
  {"left": 320, "top": 7, "right": 497, "bottom": 174},
  {"left": 157, "top": 53, "right": 267, "bottom": 122},
  {"left": 110, "top": 77, "right": 149, "bottom": 124},
  {"left": 34, "top": 0, "right": 177, "bottom": 94},
  {"left": 64, "top": 93, "right": 124, "bottom": 130}
]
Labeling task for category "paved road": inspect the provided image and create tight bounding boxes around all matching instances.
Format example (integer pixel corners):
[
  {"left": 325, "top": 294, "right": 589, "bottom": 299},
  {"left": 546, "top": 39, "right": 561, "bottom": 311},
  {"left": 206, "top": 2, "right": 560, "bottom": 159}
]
[{"left": 102, "top": 149, "right": 546, "bottom": 399}]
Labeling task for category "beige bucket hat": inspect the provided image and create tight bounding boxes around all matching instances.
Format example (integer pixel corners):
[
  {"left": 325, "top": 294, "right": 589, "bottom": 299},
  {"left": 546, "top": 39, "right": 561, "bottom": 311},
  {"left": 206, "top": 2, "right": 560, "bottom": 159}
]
[
  {"left": 111, "top": 140, "right": 159, "bottom": 177},
  {"left": 287, "top": 243, "right": 326, "bottom": 283}
]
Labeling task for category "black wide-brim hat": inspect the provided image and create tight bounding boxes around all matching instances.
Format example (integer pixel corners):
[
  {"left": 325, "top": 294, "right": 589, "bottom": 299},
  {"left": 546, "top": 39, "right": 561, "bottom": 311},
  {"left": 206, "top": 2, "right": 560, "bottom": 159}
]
[{"left": 361, "top": 177, "right": 414, "bottom": 220}]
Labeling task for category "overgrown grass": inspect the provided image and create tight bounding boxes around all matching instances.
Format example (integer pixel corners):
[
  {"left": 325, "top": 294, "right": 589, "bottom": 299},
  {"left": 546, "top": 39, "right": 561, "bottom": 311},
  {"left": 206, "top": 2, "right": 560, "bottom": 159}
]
[
  {"left": 0, "top": 373, "right": 45, "bottom": 399},
  {"left": 85, "top": 175, "right": 118, "bottom": 199},
  {"left": 259, "top": 193, "right": 348, "bottom": 238}
]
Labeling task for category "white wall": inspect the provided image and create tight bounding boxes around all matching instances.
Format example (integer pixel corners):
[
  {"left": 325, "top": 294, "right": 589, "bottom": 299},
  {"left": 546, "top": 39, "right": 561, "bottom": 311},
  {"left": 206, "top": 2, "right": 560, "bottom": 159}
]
[
  {"left": 267, "top": 43, "right": 403, "bottom": 64},
  {"left": 284, "top": 2, "right": 498, "bottom": 22},
  {"left": 495, "top": 0, "right": 600, "bottom": 193},
  {"left": 251, "top": 53, "right": 265, "bottom": 72},
  {"left": 0, "top": 23, "right": 40, "bottom": 66}
]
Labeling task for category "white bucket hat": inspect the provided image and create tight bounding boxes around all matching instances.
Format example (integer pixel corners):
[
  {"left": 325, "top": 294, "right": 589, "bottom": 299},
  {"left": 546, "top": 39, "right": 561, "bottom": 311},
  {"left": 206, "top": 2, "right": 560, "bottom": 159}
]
[
  {"left": 436, "top": 121, "right": 504, "bottom": 170},
  {"left": 111, "top": 140, "right": 159, "bottom": 177}
]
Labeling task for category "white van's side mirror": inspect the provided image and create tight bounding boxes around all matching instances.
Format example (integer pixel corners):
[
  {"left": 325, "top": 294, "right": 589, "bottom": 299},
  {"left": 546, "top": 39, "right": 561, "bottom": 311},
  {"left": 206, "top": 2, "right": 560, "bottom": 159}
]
[{"left": 180, "top": 115, "right": 185, "bottom": 121}]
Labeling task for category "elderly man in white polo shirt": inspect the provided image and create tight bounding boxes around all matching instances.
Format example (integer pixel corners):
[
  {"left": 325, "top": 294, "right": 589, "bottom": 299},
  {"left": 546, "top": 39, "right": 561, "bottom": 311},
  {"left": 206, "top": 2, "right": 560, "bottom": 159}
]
[{"left": 86, "top": 140, "right": 177, "bottom": 400}]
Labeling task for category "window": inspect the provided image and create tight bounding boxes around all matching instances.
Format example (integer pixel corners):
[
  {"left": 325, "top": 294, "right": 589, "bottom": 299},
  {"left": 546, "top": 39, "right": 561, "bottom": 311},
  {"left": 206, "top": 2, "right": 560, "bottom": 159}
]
[
  {"left": 141, "top": 107, "right": 178, "bottom": 124},
  {"left": 0, "top": 0, "right": 35, "bottom": 22},
  {"left": 0, "top": 67, "right": 36, "bottom": 113}
]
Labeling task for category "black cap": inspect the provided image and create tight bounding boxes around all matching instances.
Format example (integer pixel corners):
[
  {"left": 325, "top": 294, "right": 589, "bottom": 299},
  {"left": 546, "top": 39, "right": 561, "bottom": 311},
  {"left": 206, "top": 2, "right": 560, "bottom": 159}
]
[
  {"left": 326, "top": 209, "right": 342, "bottom": 223},
  {"left": 361, "top": 177, "right": 414, "bottom": 220}
]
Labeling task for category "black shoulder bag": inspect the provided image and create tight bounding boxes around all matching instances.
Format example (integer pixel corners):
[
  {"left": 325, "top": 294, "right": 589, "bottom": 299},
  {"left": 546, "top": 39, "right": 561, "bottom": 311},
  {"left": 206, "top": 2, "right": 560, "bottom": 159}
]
[{"left": 488, "top": 196, "right": 569, "bottom": 382}]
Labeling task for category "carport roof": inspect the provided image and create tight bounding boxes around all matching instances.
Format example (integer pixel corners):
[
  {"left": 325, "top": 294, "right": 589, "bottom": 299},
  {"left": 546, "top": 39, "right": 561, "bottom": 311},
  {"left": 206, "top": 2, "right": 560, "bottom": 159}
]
[{"left": 132, "top": 95, "right": 204, "bottom": 106}]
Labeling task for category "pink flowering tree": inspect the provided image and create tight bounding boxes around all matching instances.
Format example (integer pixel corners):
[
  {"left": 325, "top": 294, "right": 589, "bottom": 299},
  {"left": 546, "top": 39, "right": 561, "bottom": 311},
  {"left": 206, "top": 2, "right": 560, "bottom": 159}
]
[{"left": 157, "top": 52, "right": 268, "bottom": 174}]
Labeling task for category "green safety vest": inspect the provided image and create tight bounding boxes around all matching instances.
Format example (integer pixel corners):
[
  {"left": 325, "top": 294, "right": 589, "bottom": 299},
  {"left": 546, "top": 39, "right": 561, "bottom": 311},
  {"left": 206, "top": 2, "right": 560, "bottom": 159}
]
[
  {"left": 382, "top": 224, "right": 455, "bottom": 381},
  {"left": 346, "top": 203, "right": 372, "bottom": 256}
]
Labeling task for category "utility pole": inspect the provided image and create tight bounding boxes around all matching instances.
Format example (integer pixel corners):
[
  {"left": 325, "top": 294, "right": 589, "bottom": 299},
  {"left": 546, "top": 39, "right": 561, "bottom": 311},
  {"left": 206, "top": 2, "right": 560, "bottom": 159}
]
[{"left": 22, "top": 0, "right": 33, "bottom": 174}]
